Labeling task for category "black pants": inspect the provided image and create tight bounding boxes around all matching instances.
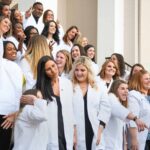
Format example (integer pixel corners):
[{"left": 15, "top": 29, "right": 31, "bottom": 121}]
[
  {"left": 0, "top": 115, "right": 12, "bottom": 150},
  {"left": 145, "top": 140, "right": 150, "bottom": 150}
]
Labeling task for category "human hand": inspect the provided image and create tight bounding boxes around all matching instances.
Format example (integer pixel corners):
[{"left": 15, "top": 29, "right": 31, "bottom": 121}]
[{"left": 20, "top": 95, "right": 37, "bottom": 105}]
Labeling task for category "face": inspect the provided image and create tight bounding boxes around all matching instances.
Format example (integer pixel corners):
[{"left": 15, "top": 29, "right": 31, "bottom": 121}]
[
  {"left": 132, "top": 66, "right": 143, "bottom": 75},
  {"left": 74, "top": 64, "right": 88, "bottom": 83},
  {"left": 117, "top": 83, "right": 128, "bottom": 102},
  {"left": 71, "top": 46, "right": 81, "bottom": 61},
  {"left": 1, "top": 0, "right": 12, "bottom": 5},
  {"left": 13, "top": 23, "right": 23, "bottom": 35},
  {"left": 46, "top": 10, "right": 54, "bottom": 21},
  {"left": 14, "top": 10, "right": 23, "bottom": 23},
  {"left": 33, "top": 4, "right": 43, "bottom": 18},
  {"left": 67, "top": 28, "right": 77, "bottom": 40},
  {"left": 81, "top": 37, "right": 88, "bottom": 47},
  {"left": 48, "top": 22, "right": 56, "bottom": 34},
  {"left": 111, "top": 55, "right": 118, "bottom": 67},
  {"left": 29, "top": 28, "right": 38, "bottom": 39},
  {"left": 105, "top": 62, "right": 116, "bottom": 77},
  {"left": 45, "top": 60, "right": 58, "bottom": 78},
  {"left": 55, "top": 52, "right": 66, "bottom": 69},
  {"left": 0, "top": 18, "right": 11, "bottom": 34},
  {"left": 2, "top": 5, "right": 10, "bottom": 17},
  {"left": 4, "top": 43, "right": 17, "bottom": 61},
  {"left": 86, "top": 47, "right": 95, "bottom": 59},
  {"left": 141, "top": 73, "right": 150, "bottom": 90}
]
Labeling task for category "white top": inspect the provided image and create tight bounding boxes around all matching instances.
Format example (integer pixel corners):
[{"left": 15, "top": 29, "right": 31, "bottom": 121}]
[
  {"left": 0, "top": 58, "right": 23, "bottom": 115},
  {"left": 13, "top": 100, "right": 48, "bottom": 150},
  {"left": 23, "top": 14, "right": 44, "bottom": 34},
  {"left": 46, "top": 77, "right": 75, "bottom": 150},
  {"left": 58, "top": 40, "right": 73, "bottom": 53},
  {"left": 104, "top": 93, "right": 130, "bottom": 150},
  {"left": 19, "top": 58, "right": 36, "bottom": 90},
  {"left": 73, "top": 84, "right": 111, "bottom": 150},
  {"left": 91, "top": 61, "right": 99, "bottom": 76},
  {"left": 128, "top": 90, "right": 150, "bottom": 150}
]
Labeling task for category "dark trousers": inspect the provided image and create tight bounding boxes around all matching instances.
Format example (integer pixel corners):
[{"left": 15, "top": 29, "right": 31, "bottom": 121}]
[
  {"left": 0, "top": 115, "right": 12, "bottom": 150},
  {"left": 145, "top": 140, "right": 150, "bottom": 150}
]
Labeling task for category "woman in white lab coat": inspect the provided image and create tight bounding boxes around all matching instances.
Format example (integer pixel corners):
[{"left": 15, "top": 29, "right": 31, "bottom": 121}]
[
  {"left": 97, "top": 59, "right": 119, "bottom": 93},
  {"left": 128, "top": 70, "right": 150, "bottom": 150},
  {"left": 36, "top": 55, "right": 75, "bottom": 150},
  {"left": 71, "top": 56, "right": 111, "bottom": 150},
  {"left": 104, "top": 79, "right": 146, "bottom": 150}
]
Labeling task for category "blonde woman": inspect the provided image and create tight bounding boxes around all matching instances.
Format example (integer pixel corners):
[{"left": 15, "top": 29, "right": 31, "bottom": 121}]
[
  {"left": 71, "top": 56, "right": 111, "bottom": 150},
  {"left": 55, "top": 50, "right": 72, "bottom": 79},
  {"left": 19, "top": 35, "right": 51, "bottom": 90}
]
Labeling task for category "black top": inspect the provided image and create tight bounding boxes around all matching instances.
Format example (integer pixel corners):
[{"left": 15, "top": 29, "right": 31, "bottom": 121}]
[
  {"left": 84, "top": 92, "right": 94, "bottom": 150},
  {"left": 54, "top": 95, "right": 67, "bottom": 150}
]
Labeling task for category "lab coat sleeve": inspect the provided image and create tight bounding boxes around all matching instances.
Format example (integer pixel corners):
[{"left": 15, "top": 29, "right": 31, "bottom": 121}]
[
  {"left": 109, "top": 94, "right": 130, "bottom": 121},
  {"left": 24, "top": 99, "right": 48, "bottom": 123},
  {"left": 98, "top": 91, "right": 111, "bottom": 124},
  {"left": 128, "top": 92, "right": 140, "bottom": 127},
  {"left": 0, "top": 38, "right": 3, "bottom": 69}
]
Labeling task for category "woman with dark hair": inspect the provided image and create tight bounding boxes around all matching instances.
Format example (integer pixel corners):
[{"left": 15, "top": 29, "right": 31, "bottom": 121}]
[
  {"left": 21, "top": 55, "right": 75, "bottom": 149},
  {"left": 41, "top": 20, "right": 60, "bottom": 58},
  {"left": 0, "top": 3, "right": 10, "bottom": 17},
  {"left": 84, "top": 44, "right": 99, "bottom": 75},
  {"left": 104, "top": 79, "right": 147, "bottom": 150},
  {"left": 128, "top": 63, "right": 145, "bottom": 82},
  {"left": 71, "top": 43, "right": 85, "bottom": 63},
  {"left": 3, "top": 40, "right": 17, "bottom": 61},
  {"left": 59, "top": 25, "right": 79, "bottom": 52},
  {"left": 111, "top": 53, "right": 130, "bottom": 81},
  {"left": 24, "top": 25, "right": 39, "bottom": 47}
]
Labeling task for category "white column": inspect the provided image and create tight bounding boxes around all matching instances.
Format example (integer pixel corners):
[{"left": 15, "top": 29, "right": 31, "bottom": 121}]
[{"left": 97, "top": 0, "right": 125, "bottom": 66}]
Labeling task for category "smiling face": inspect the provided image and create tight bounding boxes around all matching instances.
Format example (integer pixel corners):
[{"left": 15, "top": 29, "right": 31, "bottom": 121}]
[
  {"left": 2, "top": 5, "right": 10, "bottom": 17},
  {"left": 32, "top": 4, "right": 43, "bottom": 18},
  {"left": 141, "top": 73, "right": 150, "bottom": 91},
  {"left": 45, "top": 60, "right": 58, "bottom": 79},
  {"left": 0, "top": 17, "right": 10, "bottom": 34},
  {"left": 67, "top": 28, "right": 78, "bottom": 40},
  {"left": 132, "top": 66, "right": 143, "bottom": 75},
  {"left": 86, "top": 47, "right": 95, "bottom": 59},
  {"left": 74, "top": 64, "right": 88, "bottom": 83},
  {"left": 55, "top": 52, "right": 66, "bottom": 69},
  {"left": 48, "top": 22, "right": 56, "bottom": 34},
  {"left": 4, "top": 42, "right": 17, "bottom": 61},
  {"left": 46, "top": 10, "right": 54, "bottom": 21},
  {"left": 71, "top": 46, "right": 81, "bottom": 61},
  {"left": 117, "top": 83, "right": 128, "bottom": 102},
  {"left": 104, "top": 61, "right": 116, "bottom": 77}
]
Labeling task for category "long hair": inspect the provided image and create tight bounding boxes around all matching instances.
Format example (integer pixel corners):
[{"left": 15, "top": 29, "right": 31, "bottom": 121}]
[
  {"left": 36, "top": 55, "right": 54, "bottom": 101},
  {"left": 128, "top": 70, "right": 149, "bottom": 93},
  {"left": 63, "top": 26, "right": 78, "bottom": 45},
  {"left": 71, "top": 44, "right": 86, "bottom": 62},
  {"left": 43, "top": 9, "right": 54, "bottom": 24},
  {"left": 41, "top": 20, "right": 60, "bottom": 45},
  {"left": 71, "top": 56, "right": 97, "bottom": 89},
  {"left": 56, "top": 50, "right": 72, "bottom": 73},
  {"left": 84, "top": 44, "right": 96, "bottom": 62},
  {"left": 24, "top": 26, "right": 39, "bottom": 47},
  {"left": 24, "top": 35, "right": 51, "bottom": 79},
  {"left": 128, "top": 63, "right": 145, "bottom": 81},
  {"left": 109, "top": 79, "right": 128, "bottom": 107},
  {"left": 98, "top": 60, "right": 119, "bottom": 80},
  {"left": 111, "top": 53, "right": 125, "bottom": 77}
]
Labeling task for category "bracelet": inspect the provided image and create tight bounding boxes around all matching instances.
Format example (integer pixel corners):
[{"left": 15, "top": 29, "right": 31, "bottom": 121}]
[{"left": 133, "top": 116, "right": 138, "bottom": 121}]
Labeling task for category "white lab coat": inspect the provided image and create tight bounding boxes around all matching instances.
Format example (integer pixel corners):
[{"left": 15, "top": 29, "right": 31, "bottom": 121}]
[
  {"left": 96, "top": 77, "right": 114, "bottom": 93},
  {"left": 104, "top": 93, "right": 130, "bottom": 150},
  {"left": 128, "top": 90, "right": 150, "bottom": 150},
  {"left": 19, "top": 58, "right": 36, "bottom": 90},
  {"left": 23, "top": 14, "right": 44, "bottom": 34},
  {"left": 46, "top": 77, "right": 75, "bottom": 150},
  {"left": 73, "top": 84, "right": 111, "bottom": 150},
  {"left": 13, "top": 100, "right": 48, "bottom": 150}
]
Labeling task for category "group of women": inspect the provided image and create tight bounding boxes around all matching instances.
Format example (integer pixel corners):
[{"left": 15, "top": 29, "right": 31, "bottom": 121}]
[{"left": 0, "top": 5, "right": 150, "bottom": 150}]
